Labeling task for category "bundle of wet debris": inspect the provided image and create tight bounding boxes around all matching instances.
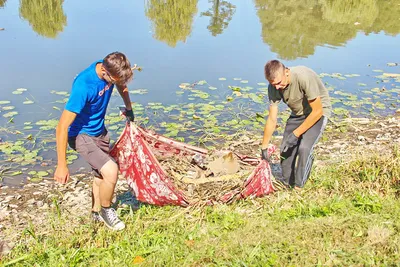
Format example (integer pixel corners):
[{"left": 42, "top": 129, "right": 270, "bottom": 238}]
[
  {"left": 155, "top": 139, "right": 282, "bottom": 202},
  {"left": 157, "top": 151, "right": 252, "bottom": 202}
]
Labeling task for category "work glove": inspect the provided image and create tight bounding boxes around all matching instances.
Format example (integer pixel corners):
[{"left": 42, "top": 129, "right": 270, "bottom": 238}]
[
  {"left": 281, "top": 132, "right": 299, "bottom": 153},
  {"left": 125, "top": 109, "right": 135, "bottom": 122},
  {"left": 261, "top": 148, "right": 270, "bottom": 162}
]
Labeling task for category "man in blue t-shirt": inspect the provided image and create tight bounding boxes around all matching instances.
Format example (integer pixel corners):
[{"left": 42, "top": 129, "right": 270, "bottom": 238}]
[{"left": 54, "top": 52, "right": 135, "bottom": 231}]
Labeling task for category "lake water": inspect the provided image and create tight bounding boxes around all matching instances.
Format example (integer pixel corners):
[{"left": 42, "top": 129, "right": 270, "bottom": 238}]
[{"left": 0, "top": 0, "right": 399, "bottom": 186}]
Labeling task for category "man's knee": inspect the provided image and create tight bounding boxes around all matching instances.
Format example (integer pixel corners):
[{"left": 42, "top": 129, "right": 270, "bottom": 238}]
[{"left": 99, "top": 160, "right": 118, "bottom": 184}]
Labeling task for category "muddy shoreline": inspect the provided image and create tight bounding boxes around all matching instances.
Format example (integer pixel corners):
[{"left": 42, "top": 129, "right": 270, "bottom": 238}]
[{"left": 1, "top": 114, "right": 399, "bottom": 255}]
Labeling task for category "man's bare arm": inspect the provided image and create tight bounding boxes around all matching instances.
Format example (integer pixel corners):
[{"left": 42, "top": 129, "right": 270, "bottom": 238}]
[
  {"left": 262, "top": 105, "right": 278, "bottom": 149},
  {"left": 116, "top": 84, "right": 132, "bottom": 110},
  {"left": 54, "top": 110, "right": 77, "bottom": 184},
  {"left": 293, "top": 97, "right": 323, "bottom": 137}
]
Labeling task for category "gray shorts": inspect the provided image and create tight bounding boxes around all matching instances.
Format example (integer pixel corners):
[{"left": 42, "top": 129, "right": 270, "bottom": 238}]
[{"left": 68, "top": 129, "right": 113, "bottom": 177}]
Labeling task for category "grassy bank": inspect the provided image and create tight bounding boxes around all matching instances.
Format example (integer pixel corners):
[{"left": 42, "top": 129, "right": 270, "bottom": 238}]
[{"left": 1, "top": 146, "right": 400, "bottom": 266}]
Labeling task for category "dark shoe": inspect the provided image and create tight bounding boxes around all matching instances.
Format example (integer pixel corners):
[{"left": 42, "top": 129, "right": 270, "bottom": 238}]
[
  {"left": 91, "top": 211, "right": 102, "bottom": 222},
  {"left": 99, "top": 207, "right": 125, "bottom": 231}
]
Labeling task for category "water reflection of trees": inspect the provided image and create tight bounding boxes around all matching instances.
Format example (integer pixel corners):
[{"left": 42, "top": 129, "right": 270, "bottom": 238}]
[
  {"left": 254, "top": 0, "right": 400, "bottom": 60},
  {"left": 145, "top": 0, "right": 198, "bottom": 47},
  {"left": 363, "top": 0, "right": 400, "bottom": 36},
  {"left": 321, "top": 0, "right": 378, "bottom": 27},
  {"left": 0, "top": 0, "right": 7, "bottom": 8},
  {"left": 19, "top": 0, "right": 67, "bottom": 39},
  {"left": 201, "top": 0, "right": 236, "bottom": 36}
]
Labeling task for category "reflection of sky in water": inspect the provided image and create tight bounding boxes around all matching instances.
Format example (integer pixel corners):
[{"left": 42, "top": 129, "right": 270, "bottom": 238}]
[{"left": 0, "top": 0, "right": 398, "bottom": 106}]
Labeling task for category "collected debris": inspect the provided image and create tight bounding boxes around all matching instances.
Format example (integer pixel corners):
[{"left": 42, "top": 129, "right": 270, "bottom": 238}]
[
  {"left": 110, "top": 123, "right": 277, "bottom": 206},
  {"left": 157, "top": 151, "right": 253, "bottom": 203}
]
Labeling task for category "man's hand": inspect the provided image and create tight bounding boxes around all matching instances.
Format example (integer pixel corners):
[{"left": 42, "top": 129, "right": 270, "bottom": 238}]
[
  {"left": 125, "top": 109, "right": 135, "bottom": 122},
  {"left": 54, "top": 165, "right": 70, "bottom": 184},
  {"left": 261, "top": 148, "right": 270, "bottom": 161},
  {"left": 281, "top": 132, "right": 299, "bottom": 153}
]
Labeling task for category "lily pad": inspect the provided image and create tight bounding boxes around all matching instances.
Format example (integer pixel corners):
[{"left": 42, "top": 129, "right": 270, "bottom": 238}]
[
  {"left": 30, "top": 177, "right": 43, "bottom": 182},
  {"left": 374, "top": 102, "right": 385, "bottom": 109},
  {"left": 179, "top": 83, "right": 191, "bottom": 88},
  {"left": 383, "top": 73, "right": 400, "bottom": 78},
  {"left": 218, "top": 78, "right": 226, "bottom": 81},
  {"left": 37, "top": 171, "right": 49, "bottom": 177},
  {"left": 229, "top": 86, "right": 241, "bottom": 92},
  {"left": 51, "top": 91, "right": 69, "bottom": 95},
  {"left": 344, "top": 74, "right": 360, "bottom": 78},
  {"left": 130, "top": 89, "right": 148, "bottom": 95},
  {"left": 147, "top": 103, "right": 165, "bottom": 110},
  {"left": 23, "top": 100, "right": 34, "bottom": 104},
  {"left": 67, "top": 155, "right": 78, "bottom": 161},
  {"left": 0, "top": 100, "right": 11, "bottom": 105},
  {"left": 3, "top": 111, "right": 18, "bottom": 118}
]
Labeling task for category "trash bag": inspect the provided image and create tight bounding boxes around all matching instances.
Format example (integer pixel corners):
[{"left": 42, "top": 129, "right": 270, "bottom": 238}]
[{"left": 110, "top": 122, "right": 276, "bottom": 206}]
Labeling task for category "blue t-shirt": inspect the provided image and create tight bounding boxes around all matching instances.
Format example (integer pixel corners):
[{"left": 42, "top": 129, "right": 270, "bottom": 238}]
[{"left": 65, "top": 60, "right": 114, "bottom": 137}]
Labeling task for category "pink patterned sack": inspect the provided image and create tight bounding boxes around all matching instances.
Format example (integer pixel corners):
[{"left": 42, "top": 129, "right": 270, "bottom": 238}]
[{"left": 110, "top": 123, "right": 276, "bottom": 206}]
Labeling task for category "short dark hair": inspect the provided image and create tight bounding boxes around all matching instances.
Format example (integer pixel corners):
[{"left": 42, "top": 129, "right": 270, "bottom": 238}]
[
  {"left": 103, "top": 52, "right": 133, "bottom": 85},
  {"left": 264, "top": 60, "right": 286, "bottom": 81}
]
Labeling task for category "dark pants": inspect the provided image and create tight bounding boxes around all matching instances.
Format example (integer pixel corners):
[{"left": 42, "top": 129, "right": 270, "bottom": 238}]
[{"left": 280, "top": 115, "right": 327, "bottom": 188}]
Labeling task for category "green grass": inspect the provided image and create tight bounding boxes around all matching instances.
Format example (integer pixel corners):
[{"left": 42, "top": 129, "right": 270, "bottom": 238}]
[{"left": 1, "top": 148, "right": 400, "bottom": 266}]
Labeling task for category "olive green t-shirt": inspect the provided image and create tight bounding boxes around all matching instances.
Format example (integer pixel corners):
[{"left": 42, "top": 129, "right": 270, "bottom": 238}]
[{"left": 268, "top": 66, "right": 332, "bottom": 117}]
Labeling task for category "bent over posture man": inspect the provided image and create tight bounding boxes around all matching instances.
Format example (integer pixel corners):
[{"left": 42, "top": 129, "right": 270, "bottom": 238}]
[
  {"left": 54, "top": 52, "right": 135, "bottom": 230},
  {"left": 261, "top": 60, "right": 331, "bottom": 189}
]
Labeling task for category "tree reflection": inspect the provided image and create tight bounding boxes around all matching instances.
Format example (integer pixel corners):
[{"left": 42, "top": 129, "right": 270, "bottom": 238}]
[
  {"left": 321, "top": 0, "right": 378, "bottom": 27},
  {"left": 145, "top": 0, "right": 198, "bottom": 47},
  {"left": 201, "top": 0, "right": 236, "bottom": 36},
  {"left": 254, "top": 0, "right": 400, "bottom": 60},
  {"left": 0, "top": 0, "right": 7, "bottom": 8},
  {"left": 364, "top": 0, "right": 400, "bottom": 36},
  {"left": 19, "top": 0, "right": 67, "bottom": 39}
]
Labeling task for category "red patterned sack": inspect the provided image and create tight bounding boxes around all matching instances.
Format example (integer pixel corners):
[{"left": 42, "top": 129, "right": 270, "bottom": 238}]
[{"left": 110, "top": 123, "right": 276, "bottom": 206}]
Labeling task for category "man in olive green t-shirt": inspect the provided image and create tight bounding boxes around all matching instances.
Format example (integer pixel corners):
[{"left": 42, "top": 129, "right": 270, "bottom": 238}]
[{"left": 261, "top": 60, "right": 331, "bottom": 189}]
